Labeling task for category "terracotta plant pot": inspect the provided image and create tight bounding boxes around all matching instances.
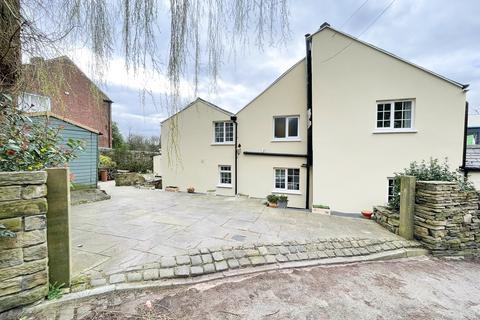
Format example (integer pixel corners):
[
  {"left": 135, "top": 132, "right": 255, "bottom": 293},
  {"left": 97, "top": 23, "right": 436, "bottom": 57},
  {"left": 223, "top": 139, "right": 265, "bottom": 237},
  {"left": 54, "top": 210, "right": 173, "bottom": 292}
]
[
  {"left": 99, "top": 169, "right": 108, "bottom": 182},
  {"left": 267, "top": 201, "right": 278, "bottom": 208},
  {"left": 361, "top": 210, "right": 373, "bottom": 219},
  {"left": 187, "top": 187, "right": 195, "bottom": 193}
]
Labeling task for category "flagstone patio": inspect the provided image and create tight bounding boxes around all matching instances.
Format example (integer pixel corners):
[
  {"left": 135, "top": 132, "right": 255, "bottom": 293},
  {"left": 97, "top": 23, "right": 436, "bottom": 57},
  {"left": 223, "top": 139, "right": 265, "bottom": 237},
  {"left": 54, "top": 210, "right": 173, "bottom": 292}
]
[{"left": 71, "top": 181, "right": 401, "bottom": 276}]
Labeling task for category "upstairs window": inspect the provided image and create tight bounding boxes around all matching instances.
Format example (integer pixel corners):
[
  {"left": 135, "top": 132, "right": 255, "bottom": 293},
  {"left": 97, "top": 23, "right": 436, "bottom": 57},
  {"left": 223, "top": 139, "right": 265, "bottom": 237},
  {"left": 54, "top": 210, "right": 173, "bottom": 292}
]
[
  {"left": 274, "top": 168, "right": 300, "bottom": 191},
  {"left": 18, "top": 92, "right": 51, "bottom": 112},
  {"left": 274, "top": 116, "right": 299, "bottom": 140},
  {"left": 376, "top": 100, "right": 413, "bottom": 130},
  {"left": 214, "top": 121, "right": 234, "bottom": 144}
]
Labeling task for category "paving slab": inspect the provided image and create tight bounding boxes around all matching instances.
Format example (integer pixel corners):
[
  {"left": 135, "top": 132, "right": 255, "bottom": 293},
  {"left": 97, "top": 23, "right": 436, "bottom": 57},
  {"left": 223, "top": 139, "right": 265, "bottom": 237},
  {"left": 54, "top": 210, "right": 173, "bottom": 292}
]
[{"left": 72, "top": 181, "right": 402, "bottom": 277}]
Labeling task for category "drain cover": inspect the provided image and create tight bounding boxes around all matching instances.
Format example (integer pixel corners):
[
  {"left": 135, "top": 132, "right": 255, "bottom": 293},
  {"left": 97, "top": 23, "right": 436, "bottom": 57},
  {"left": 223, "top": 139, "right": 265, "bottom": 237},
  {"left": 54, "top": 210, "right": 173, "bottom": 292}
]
[{"left": 232, "top": 234, "right": 246, "bottom": 242}]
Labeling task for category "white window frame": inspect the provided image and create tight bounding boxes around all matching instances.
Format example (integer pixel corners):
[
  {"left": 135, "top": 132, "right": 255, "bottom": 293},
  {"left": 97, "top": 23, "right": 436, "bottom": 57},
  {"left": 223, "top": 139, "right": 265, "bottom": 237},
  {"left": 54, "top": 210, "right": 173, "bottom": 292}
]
[
  {"left": 213, "top": 121, "right": 234, "bottom": 145},
  {"left": 17, "top": 92, "right": 51, "bottom": 112},
  {"left": 272, "top": 167, "right": 301, "bottom": 194},
  {"left": 374, "top": 99, "right": 416, "bottom": 133},
  {"left": 218, "top": 165, "right": 232, "bottom": 188},
  {"left": 387, "top": 177, "right": 395, "bottom": 203},
  {"left": 272, "top": 115, "right": 300, "bottom": 141}
]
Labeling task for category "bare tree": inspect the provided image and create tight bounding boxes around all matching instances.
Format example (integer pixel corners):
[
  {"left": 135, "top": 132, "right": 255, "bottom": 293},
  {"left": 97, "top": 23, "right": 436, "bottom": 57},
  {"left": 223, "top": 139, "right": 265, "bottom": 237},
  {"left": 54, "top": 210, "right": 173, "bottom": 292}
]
[{"left": 1, "top": 0, "right": 289, "bottom": 99}]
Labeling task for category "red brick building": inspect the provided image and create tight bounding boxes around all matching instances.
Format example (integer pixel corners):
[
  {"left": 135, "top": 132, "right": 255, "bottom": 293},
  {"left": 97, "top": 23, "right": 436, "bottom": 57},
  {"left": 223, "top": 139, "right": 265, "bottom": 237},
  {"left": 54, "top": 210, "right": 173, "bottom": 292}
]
[{"left": 21, "top": 56, "right": 113, "bottom": 148}]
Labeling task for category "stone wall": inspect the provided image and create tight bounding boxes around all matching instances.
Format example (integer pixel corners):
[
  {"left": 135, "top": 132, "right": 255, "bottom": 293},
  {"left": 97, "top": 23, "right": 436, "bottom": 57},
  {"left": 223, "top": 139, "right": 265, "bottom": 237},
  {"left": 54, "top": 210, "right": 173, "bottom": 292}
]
[
  {"left": 374, "top": 206, "right": 399, "bottom": 235},
  {"left": 414, "top": 181, "right": 480, "bottom": 257},
  {"left": 375, "top": 181, "right": 480, "bottom": 257},
  {"left": 0, "top": 171, "right": 48, "bottom": 313}
]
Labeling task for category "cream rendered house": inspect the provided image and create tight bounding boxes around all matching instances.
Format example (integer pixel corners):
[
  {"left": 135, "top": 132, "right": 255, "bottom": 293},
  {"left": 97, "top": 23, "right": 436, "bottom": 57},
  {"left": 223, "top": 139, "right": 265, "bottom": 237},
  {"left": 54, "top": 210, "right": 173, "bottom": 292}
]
[{"left": 161, "top": 23, "right": 468, "bottom": 212}]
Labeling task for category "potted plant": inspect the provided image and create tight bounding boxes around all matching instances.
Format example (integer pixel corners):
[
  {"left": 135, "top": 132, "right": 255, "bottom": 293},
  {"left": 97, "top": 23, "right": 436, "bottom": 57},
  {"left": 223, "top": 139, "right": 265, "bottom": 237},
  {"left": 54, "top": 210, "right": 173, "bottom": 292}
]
[
  {"left": 312, "top": 204, "right": 330, "bottom": 215},
  {"left": 187, "top": 186, "right": 195, "bottom": 193},
  {"left": 361, "top": 210, "right": 373, "bottom": 219},
  {"left": 277, "top": 195, "right": 288, "bottom": 208},
  {"left": 266, "top": 194, "right": 278, "bottom": 207},
  {"left": 99, "top": 155, "right": 116, "bottom": 182}
]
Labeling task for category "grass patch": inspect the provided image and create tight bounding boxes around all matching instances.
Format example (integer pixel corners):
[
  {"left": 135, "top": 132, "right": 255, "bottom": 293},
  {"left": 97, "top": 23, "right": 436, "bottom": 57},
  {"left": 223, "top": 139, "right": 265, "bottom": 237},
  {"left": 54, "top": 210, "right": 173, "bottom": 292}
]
[{"left": 47, "top": 282, "right": 65, "bottom": 300}]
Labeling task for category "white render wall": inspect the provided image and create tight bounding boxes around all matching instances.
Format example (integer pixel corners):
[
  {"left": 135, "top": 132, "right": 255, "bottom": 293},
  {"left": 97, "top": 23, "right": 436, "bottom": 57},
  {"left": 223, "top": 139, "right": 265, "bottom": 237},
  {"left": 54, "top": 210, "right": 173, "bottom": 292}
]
[
  {"left": 310, "top": 28, "right": 466, "bottom": 212},
  {"left": 153, "top": 154, "right": 162, "bottom": 176},
  {"left": 160, "top": 100, "right": 235, "bottom": 196},
  {"left": 236, "top": 60, "right": 308, "bottom": 208}
]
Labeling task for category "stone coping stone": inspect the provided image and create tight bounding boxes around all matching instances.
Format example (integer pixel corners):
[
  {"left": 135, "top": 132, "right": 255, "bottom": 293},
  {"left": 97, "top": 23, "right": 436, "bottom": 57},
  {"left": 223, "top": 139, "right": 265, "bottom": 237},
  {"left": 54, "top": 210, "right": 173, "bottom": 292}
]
[{"left": 0, "top": 171, "right": 47, "bottom": 186}]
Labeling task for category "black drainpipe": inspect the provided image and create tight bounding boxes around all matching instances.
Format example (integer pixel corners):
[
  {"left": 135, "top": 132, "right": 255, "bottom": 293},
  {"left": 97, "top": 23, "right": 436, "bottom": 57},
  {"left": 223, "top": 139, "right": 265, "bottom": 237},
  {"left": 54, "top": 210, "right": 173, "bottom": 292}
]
[
  {"left": 305, "top": 33, "right": 313, "bottom": 209},
  {"left": 231, "top": 115, "right": 238, "bottom": 194},
  {"left": 462, "top": 101, "right": 469, "bottom": 176}
]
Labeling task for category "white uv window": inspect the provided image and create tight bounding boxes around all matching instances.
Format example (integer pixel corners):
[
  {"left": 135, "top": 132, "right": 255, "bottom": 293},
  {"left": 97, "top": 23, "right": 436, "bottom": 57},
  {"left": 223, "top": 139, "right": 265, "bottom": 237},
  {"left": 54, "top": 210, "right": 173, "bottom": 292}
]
[
  {"left": 18, "top": 92, "right": 51, "bottom": 112},
  {"left": 214, "top": 122, "right": 234, "bottom": 143},
  {"left": 274, "top": 168, "right": 300, "bottom": 191},
  {"left": 376, "top": 100, "right": 413, "bottom": 130},
  {"left": 219, "top": 165, "right": 232, "bottom": 185},
  {"left": 274, "top": 116, "right": 299, "bottom": 139}
]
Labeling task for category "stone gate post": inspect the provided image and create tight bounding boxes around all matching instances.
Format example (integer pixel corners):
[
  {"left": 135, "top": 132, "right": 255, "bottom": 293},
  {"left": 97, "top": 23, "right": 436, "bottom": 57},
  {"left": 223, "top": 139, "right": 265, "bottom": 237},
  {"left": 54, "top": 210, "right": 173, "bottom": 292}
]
[
  {"left": 46, "top": 168, "right": 71, "bottom": 287},
  {"left": 399, "top": 176, "right": 416, "bottom": 240}
]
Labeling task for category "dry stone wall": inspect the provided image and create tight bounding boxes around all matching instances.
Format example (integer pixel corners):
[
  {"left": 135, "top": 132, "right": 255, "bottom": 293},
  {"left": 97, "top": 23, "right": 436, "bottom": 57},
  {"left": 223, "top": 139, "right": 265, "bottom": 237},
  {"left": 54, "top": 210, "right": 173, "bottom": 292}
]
[
  {"left": 0, "top": 171, "right": 48, "bottom": 313},
  {"left": 374, "top": 206, "right": 399, "bottom": 234},
  {"left": 375, "top": 181, "right": 480, "bottom": 257},
  {"left": 414, "top": 181, "right": 480, "bottom": 257}
]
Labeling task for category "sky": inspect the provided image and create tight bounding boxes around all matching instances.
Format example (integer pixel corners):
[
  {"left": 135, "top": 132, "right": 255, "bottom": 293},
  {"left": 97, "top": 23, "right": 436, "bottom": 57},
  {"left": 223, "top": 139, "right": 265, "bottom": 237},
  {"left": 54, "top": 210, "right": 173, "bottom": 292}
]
[{"left": 69, "top": 0, "right": 480, "bottom": 138}]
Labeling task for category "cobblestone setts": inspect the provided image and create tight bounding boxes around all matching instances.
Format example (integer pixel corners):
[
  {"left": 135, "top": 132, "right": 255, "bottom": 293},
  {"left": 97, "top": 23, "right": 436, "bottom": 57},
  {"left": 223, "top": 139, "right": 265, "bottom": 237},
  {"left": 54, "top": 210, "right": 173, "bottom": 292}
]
[{"left": 88, "top": 237, "right": 420, "bottom": 288}]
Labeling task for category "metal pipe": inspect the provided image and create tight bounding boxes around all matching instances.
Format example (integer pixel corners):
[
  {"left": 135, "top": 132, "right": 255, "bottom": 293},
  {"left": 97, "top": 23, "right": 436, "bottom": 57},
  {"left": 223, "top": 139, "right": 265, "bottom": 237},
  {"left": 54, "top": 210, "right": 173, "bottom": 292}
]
[
  {"left": 230, "top": 115, "right": 238, "bottom": 195},
  {"left": 305, "top": 33, "right": 313, "bottom": 209},
  {"left": 461, "top": 101, "right": 469, "bottom": 176}
]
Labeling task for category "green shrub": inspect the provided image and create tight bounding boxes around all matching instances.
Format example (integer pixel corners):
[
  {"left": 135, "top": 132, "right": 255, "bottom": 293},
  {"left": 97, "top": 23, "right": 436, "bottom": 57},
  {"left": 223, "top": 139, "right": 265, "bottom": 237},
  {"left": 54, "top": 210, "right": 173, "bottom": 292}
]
[
  {"left": 278, "top": 195, "right": 288, "bottom": 202},
  {"left": 99, "top": 154, "right": 116, "bottom": 168},
  {"left": 0, "top": 94, "right": 84, "bottom": 172},
  {"left": 108, "top": 147, "right": 153, "bottom": 173},
  {"left": 388, "top": 158, "right": 474, "bottom": 210},
  {"left": 267, "top": 194, "right": 278, "bottom": 203}
]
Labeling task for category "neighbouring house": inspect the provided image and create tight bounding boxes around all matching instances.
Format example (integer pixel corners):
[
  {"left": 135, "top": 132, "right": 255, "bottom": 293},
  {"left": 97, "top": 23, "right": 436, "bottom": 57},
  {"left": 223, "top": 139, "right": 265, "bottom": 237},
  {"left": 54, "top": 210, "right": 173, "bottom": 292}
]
[
  {"left": 464, "top": 114, "right": 480, "bottom": 189},
  {"left": 19, "top": 56, "right": 113, "bottom": 148},
  {"left": 30, "top": 113, "right": 99, "bottom": 188},
  {"left": 161, "top": 22, "right": 468, "bottom": 212}
]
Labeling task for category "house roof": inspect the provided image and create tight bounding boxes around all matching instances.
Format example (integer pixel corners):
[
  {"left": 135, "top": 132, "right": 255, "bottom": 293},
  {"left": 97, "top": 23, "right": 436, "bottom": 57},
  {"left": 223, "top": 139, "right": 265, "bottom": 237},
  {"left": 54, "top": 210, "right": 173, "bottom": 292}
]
[
  {"left": 161, "top": 97, "right": 233, "bottom": 124},
  {"left": 307, "top": 22, "right": 468, "bottom": 90},
  {"left": 23, "top": 55, "right": 113, "bottom": 102},
  {"left": 28, "top": 111, "right": 100, "bottom": 134}
]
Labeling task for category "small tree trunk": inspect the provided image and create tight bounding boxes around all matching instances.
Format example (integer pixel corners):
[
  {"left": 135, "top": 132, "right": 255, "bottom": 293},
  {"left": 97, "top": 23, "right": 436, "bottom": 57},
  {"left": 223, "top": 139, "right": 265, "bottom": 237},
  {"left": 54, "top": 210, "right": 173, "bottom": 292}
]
[{"left": 0, "top": 0, "right": 21, "bottom": 91}]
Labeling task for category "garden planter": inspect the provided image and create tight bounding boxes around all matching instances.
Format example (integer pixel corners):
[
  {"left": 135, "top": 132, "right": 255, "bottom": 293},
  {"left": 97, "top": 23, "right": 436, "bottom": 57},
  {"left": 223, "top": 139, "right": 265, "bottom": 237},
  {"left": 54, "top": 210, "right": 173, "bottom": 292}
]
[
  {"left": 165, "top": 186, "right": 179, "bottom": 192},
  {"left": 312, "top": 207, "right": 331, "bottom": 215},
  {"left": 277, "top": 200, "right": 288, "bottom": 208},
  {"left": 99, "top": 169, "right": 108, "bottom": 182},
  {"left": 187, "top": 187, "right": 195, "bottom": 193},
  {"left": 361, "top": 210, "right": 373, "bottom": 219},
  {"left": 267, "top": 201, "right": 278, "bottom": 208}
]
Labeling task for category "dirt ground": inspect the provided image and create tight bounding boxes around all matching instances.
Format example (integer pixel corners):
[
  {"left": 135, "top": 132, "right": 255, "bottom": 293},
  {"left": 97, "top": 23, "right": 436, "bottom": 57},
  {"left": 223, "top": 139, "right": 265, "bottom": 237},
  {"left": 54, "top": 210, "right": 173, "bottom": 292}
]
[{"left": 24, "top": 256, "right": 480, "bottom": 320}]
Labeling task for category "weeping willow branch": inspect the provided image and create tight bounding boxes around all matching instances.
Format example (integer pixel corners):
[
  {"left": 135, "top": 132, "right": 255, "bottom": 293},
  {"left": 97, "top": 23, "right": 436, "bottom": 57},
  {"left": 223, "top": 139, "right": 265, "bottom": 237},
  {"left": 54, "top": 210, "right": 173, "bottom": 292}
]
[{"left": 0, "top": 0, "right": 290, "bottom": 163}]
